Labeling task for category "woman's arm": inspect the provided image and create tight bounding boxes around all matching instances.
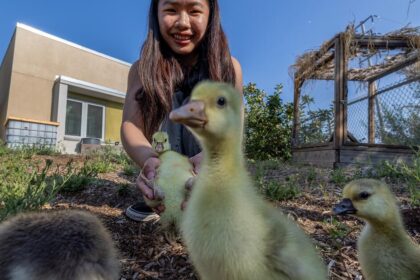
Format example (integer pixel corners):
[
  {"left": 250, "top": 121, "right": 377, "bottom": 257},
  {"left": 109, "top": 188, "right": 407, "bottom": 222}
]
[
  {"left": 121, "top": 61, "right": 161, "bottom": 201},
  {"left": 231, "top": 56, "right": 243, "bottom": 93},
  {"left": 121, "top": 61, "right": 158, "bottom": 168}
]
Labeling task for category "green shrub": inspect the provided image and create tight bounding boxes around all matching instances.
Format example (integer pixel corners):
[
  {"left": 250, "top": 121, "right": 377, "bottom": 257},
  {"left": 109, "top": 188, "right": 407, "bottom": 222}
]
[
  {"left": 0, "top": 160, "right": 65, "bottom": 221},
  {"left": 57, "top": 160, "right": 98, "bottom": 193},
  {"left": 244, "top": 83, "right": 293, "bottom": 161},
  {"left": 330, "top": 168, "right": 348, "bottom": 187}
]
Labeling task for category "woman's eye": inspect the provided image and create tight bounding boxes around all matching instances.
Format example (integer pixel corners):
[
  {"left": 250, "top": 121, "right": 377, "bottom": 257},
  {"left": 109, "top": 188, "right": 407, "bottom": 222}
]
[
  {"left": 217, "top": 97, "right": 226, "bottom": 107},
  {"left": 190, "top": 9, "right": 201, "bottom": 15}
]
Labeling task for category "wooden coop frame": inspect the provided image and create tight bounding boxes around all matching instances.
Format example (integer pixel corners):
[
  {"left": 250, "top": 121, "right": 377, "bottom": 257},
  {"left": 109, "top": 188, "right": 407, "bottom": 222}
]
[{"left": 292, "top": 28, "right": 420, "bottom": 167}]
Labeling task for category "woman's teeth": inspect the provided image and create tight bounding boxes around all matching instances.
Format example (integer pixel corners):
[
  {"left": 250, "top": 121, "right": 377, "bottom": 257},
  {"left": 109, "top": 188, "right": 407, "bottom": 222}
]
[{"left": 174, "top": 34, "right": 191, "bottom": 40}]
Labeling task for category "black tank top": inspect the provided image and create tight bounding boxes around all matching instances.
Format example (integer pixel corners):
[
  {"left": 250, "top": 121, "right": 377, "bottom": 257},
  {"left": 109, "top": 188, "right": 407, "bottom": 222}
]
[{"left": 160, "top": 63, "right": 208, "bottom": 157}]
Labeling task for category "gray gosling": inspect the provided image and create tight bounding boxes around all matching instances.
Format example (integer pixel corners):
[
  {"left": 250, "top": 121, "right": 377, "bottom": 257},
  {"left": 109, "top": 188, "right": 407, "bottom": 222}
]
[
  {"left": 170, "top": 81, "right": 327, "bottom": 280},
  {"left": 333, "top": 179, "right": 420, "bottom": 280},
  {"left": 0, "top": 210, "right": 120, "bottom": 280},
  {"left": 144, "top": 131, "right": 195, "bottom": 232}
]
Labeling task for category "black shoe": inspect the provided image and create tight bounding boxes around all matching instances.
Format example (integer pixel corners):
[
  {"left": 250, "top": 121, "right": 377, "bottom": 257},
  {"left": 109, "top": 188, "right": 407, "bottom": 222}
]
[{"left": 125, "top": 201, "right": 160, "bottom": 222}]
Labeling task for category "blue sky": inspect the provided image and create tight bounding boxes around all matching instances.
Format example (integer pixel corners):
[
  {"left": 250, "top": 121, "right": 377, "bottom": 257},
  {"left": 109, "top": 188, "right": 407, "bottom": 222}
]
[{"left": 0, "top": 0, "right": 419, "bottom": 102}]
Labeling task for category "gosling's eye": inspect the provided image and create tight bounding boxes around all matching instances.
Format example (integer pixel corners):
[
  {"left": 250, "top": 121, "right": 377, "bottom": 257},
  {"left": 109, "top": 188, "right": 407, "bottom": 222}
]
[
  {"left": 164, "top": 138, "right": 167, "bottom": 142},
  {"left": 359, "top": 192, "right": 371, "bottom": 200},
  {"left": 217, "top": 97, "right": 226, "bottom": 107}
]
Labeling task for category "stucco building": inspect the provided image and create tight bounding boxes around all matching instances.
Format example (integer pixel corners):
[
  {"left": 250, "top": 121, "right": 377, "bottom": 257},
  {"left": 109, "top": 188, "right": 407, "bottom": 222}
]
[{"left": 0, "top": 23, "right": 130, "bottom": 153}]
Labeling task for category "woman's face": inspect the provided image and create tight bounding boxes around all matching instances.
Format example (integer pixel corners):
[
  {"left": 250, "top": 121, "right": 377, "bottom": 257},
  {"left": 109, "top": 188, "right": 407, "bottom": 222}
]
[{"left": 157, "top": 0, "right": 210, "bottom": 58}]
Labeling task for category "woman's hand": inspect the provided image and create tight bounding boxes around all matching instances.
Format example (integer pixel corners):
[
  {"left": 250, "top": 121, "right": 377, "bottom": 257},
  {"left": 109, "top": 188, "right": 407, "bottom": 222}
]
[
  {"left": 181, "top": 152, "right": 203, "bottom": 210},
  {"left": 136, "top": 157, "right": 165, "bottom": 213}
]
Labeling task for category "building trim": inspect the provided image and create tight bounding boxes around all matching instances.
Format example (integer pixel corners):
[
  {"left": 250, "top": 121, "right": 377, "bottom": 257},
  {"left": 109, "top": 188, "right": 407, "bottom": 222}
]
[
  {"left": 56, "top": 75, "right": 126, "bottom": 103},
  {"left": 5, "top": 116, "right": 60, "bottom": 127}
]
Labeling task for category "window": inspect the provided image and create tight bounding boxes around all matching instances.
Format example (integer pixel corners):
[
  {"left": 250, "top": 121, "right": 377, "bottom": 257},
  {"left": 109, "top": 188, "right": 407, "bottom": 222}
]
[
  {"left": 65, "top": 100, "right": 82, "bottom": 136},
  {"left": 65, "top": 99, "right": 105, "bottom": 139}
]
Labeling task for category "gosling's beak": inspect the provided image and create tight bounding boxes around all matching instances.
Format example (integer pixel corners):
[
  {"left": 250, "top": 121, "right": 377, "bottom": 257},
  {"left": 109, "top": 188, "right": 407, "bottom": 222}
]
[
  {"left": 155, "top": 142, "right": 164, "bottom": 153},
  {"left": 333, "top": 198, "right": 357, "bottom": 215},
  {"left": 169, "top": 100, "right": 207, "bottom": 129}
]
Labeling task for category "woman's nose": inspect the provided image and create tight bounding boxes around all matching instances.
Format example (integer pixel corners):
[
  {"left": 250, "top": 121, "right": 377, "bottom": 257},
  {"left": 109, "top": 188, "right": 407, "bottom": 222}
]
[{"left": 176, "top": 11, "right": 191, "bottom": 29}]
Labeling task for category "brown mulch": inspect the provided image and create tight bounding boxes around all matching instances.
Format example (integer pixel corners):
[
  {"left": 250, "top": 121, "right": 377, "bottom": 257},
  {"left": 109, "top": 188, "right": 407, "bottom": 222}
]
[{"left": 34, "top": 155, "right": 419, "bottom": 280}]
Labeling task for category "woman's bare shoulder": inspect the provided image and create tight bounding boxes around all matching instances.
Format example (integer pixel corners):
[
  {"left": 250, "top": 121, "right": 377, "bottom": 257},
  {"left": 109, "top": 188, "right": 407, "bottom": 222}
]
[{"left": 231, "top": 56, "right": 243, "bottom": 93}]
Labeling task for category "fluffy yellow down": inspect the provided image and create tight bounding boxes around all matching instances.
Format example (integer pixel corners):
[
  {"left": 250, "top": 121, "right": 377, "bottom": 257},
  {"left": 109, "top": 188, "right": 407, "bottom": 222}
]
[
  {"left": 170, "top": 81, "right": 327, "bottom": 280},
  {"left": 334, "top": 179, "right": 420, "bottom": 280},
  {"left": 145, "top": 131, "right": 194, "bottom": 231}
]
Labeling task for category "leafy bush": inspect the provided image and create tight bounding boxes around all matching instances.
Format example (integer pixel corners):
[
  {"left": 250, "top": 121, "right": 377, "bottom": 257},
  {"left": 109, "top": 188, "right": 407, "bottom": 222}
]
[
  {"left": 57, "top": 159, "right": 98, "bottom": 193},
  {"left": 243, "top": 83, "right": 293, "bottom": 161},
  {"left": 372, "top": 149, "right": 420, "bottom": 206},
  {"left": 0, "top": 159, "right": 67, "bottom": 221}
]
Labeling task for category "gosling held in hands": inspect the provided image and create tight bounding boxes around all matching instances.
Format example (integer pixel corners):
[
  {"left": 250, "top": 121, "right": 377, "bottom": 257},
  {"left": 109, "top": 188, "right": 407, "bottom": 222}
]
[{"left": 145, "top": 131, "right": 195, "bottom": 231}]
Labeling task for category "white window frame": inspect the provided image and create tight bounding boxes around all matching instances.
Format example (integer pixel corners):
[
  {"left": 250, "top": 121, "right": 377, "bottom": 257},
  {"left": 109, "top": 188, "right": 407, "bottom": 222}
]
[{"left": 64, "top": 98, "right": 105, "bottom": 141}]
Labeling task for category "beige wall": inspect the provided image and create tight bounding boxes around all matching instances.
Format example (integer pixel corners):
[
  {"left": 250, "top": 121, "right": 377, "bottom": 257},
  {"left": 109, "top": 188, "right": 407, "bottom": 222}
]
[
  {"left": 6, "top": 25, "right": 129, "bottom": 124},
  {"left": 0, "top": 32, "right": 16, "bottom": 139}
]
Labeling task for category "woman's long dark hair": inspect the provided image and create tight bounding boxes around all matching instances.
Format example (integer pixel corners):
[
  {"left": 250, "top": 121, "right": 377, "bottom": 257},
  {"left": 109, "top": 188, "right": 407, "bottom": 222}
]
[{"left": 136, "top": 0, "right": 236, "bottom": 141}]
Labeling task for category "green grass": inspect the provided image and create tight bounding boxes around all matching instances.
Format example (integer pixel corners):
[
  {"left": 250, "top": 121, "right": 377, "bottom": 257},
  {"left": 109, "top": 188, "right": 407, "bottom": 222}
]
[
  {"left": 122, "top": 163, "right": 139, "bottom": 176},
  {"left": 262, "top": 180, "right": 300, "bottom": 201},
  {"left": 0, "top": 144, "right": 137, "bottom": 221},
  {"left": 330, "top": 168, "right": 348, "bottom": 187},
  {"left": 324, "top": 216, "right": 351, "bottom": 240},
  {"left": 117, "top": 183, "right": 132, "bottom": 197},
  {"left": 0, "top": 148, "right": 99, "bottom": 220},
  {"left": 306, "top": 167, "right": 317, "bottom": 185},
  {"left": 0, "top": 159, "right": 69, "bottom": 221}
]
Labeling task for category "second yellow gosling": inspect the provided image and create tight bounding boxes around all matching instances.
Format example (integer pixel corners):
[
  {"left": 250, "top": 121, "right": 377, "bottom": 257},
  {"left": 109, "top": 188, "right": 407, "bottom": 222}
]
[
  {"left": 333, "top": 179, "right": 420, "bottom": 280},
  {"left": 145, "top": 131, "right": 194, "bottom": 231}
]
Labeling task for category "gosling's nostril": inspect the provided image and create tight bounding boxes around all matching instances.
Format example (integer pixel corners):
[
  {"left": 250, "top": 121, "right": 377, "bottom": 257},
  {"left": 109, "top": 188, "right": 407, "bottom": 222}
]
[{"left": 190, "top": 108, "right": 194, "bottom": 112}]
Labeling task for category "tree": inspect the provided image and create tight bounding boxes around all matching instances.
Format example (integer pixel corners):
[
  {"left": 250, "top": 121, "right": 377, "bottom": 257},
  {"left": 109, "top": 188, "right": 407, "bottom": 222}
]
[{"left": 243, "top": 83, "right": 294, "bottom": 161}]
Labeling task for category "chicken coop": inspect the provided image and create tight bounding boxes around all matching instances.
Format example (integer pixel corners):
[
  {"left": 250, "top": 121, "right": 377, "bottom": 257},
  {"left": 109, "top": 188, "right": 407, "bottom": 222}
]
[{"left": 291, "top": 26, "right": 420, "bottom": 167}]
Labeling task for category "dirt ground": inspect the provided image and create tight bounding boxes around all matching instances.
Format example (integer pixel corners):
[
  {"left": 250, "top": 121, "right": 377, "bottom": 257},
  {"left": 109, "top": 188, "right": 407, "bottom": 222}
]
[{"left": 38, "top": 155, "right": 419, "bottom": 280}]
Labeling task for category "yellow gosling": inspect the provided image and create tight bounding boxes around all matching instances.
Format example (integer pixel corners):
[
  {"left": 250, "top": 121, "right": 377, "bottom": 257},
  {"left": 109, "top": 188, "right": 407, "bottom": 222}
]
[
  {"left": 145, "top": 131, "right": 195, "bottom": 231},
  {"left": 170, "top": 81, "right": 327, "bottom": 280},
  {"left": 333, "top": 179, "right": 420, "bottom": 280}
]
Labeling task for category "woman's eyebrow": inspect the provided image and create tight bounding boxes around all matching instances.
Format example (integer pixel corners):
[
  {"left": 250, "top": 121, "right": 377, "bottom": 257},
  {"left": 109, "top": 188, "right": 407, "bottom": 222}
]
[{"left": 161, "top": 0, "right": 205, "bottom": 8}]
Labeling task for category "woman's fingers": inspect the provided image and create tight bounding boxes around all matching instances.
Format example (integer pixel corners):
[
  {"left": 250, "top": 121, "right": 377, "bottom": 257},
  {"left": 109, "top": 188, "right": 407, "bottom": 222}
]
[
  {"left": 137, "top": 175, "right": 154, "bottom": 200},
  {"left": 153, "top": 204, "right": 166, "bottom": 214}
]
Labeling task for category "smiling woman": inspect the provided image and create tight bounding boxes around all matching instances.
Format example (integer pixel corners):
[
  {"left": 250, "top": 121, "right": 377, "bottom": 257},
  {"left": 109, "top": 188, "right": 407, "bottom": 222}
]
[
  {"left": 121, "top": 0, "right": 243, "bottom": 222},
  {"left": 157, "top": 0, "right": 210, "bottom": 59}
]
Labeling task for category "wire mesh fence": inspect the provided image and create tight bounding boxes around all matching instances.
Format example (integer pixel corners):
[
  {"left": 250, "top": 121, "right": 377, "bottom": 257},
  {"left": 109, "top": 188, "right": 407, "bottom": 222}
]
[{"left": 347, "top": 74, "right": 420, "bottom": 146}]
